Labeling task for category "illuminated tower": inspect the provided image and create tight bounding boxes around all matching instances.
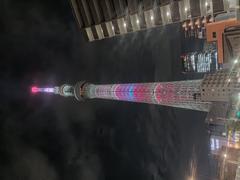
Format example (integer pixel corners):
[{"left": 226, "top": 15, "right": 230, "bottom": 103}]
[
  {"left": 32, "top": 68, "right": 240, "bottom": 113},
  {"left": 32, "top": 80, "right": 212, "bottom": 111},
  {"left": 78, "top": 80, "right": 212, "bottom": 111}
]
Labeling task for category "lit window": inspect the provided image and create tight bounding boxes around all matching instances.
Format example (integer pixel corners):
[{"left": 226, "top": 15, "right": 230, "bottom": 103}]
[{"left": 150, "top": 15, "right": 154, "bottom": 21}]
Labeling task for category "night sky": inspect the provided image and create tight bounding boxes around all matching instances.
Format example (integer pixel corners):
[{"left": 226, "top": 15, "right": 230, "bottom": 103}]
[{"left": 1, "top": 0, "right": 213, "bottom": 179}]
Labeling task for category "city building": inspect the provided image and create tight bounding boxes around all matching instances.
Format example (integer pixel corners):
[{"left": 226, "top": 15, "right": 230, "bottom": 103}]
[
  {"left": 212, "top": 145, "right": 240, "bottom": 179},
  {"left": 223, "top": 25, "right": 240, "bottom": 65},
  {"left": 69, "top": 0, "right": 235, "bottom": 42},
  {"left": 206, "top": 17, "right": 240, "bottom": 64},
  {"left": 210, "top": 134, "right": 228, "bottom": 154},
  {"left": 181, "top": 49, "right": 218, "bottom": 73},
  {"left": 209, "top": 122, "right": 240, "bottom": 152}
]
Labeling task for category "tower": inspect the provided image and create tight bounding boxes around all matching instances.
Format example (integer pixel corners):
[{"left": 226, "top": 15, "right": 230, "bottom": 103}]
[
  {"left": 76, "top": 80, "right": 211, "bottom": 111},
  {"left": 31, "top": 69, "right": 240, "bottom": 113},
  {"left": 32, "top": 80, "right": 210, "bottom": 111}
]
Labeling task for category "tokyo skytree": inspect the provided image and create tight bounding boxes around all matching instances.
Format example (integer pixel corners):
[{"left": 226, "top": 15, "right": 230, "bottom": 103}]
[{"left": 31, "top": 70, "right": 240, "bottom": 113}]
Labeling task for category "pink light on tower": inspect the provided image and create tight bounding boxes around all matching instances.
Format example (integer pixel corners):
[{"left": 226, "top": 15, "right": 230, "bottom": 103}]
[
  {"left": 31, "top": 86, "right": 39, "bottom": 94},
  {"left": 31, "top": 86, "right": 55, "bottom": 94}
]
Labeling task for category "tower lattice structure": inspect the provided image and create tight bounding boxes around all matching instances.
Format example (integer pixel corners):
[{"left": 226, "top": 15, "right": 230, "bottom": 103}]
[
  {"left": 32, "top": 70, "right": 240, "bottom": 113},
  {"left": 80, "top": 80, "right": 211, "bottom": 111}
]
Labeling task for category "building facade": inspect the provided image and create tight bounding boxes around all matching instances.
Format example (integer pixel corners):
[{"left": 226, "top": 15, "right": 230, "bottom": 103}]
[
  {"left": 181, "top": 49, "right": 218, "bottom": 73},
  {"left": 70, "top": 0, "right": 233, "bottom": 41}
]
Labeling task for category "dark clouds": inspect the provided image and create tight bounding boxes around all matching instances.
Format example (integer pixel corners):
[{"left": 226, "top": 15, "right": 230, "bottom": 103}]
[{"left": 1, "top": 0, "right": 211, "bottom": 179}]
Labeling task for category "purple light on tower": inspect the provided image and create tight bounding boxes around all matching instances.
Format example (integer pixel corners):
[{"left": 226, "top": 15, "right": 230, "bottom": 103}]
[{"left": 31, "top": 86, "right": 55, "bottom": 94}]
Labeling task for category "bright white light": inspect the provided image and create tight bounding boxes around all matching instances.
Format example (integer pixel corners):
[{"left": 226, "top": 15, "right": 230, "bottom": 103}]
[
  {"left": 205, "top": 1, "right": 208, "bottom": 7},
  {"left": 237, "top": 73, "right": 240, "bottom": 79},
  {"left": 166, "top": 12, "right": 170, "bottom": 17},
  {"left": 227, "top": 79, "right": 231, "bottom": 82},
  {"left": 223, "top": 153, "right": 227, "bottom": 158},
  {"left": 211, "top": 138, "right": 215, "bottom": 150},
  {"left": 185, "top": 7, "right": 188, "bottom": 12},
  {"left": 150, "top": 15, "right": 154, "bottom": 21},
  {"left": 216, "top": 139, "right": 220, "bottom": 149},
  {"left": 234, "top": 59, "right": 238, "bottom": 64},
  {"left": 112, "top": 25, "right": 114, "bottom": 30},
  {"left": 123, "top": 22, "right": 127, "bottom": 27},
  {"left": 136, "top": 19, "right": 139, "bottom": 24}
]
